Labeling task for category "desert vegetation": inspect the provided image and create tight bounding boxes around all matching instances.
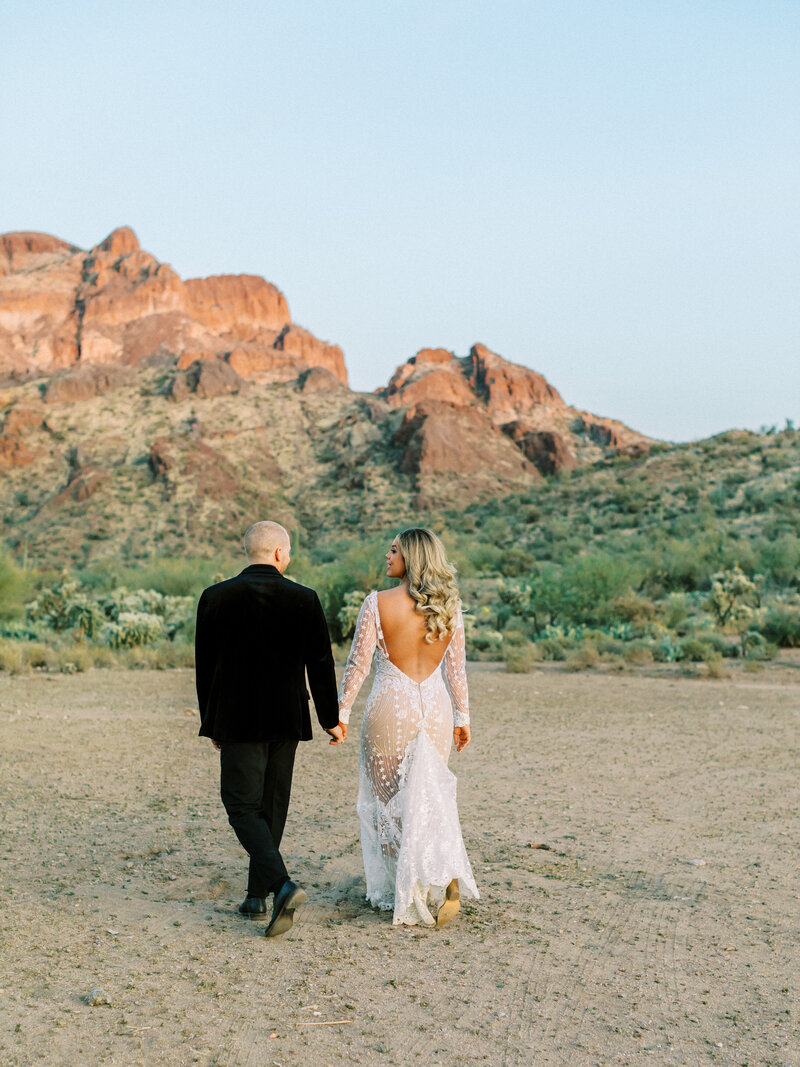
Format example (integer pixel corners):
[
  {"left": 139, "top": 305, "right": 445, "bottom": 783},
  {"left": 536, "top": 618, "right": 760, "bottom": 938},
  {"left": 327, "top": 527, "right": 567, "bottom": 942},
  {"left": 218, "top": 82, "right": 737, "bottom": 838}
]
[{"left": 1, "top": 425, "right": 798, "bottom": 673}]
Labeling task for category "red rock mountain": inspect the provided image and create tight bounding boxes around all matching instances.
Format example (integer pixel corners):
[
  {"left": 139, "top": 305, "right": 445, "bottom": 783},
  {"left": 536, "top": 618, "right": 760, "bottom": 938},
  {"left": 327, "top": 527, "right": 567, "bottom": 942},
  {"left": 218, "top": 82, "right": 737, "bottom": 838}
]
[
  {"left": 0, "top": 227, "right": 346, "bottom": 385},
  {"left": 0, "top": 227, "right": 653, "bottom": 563}
]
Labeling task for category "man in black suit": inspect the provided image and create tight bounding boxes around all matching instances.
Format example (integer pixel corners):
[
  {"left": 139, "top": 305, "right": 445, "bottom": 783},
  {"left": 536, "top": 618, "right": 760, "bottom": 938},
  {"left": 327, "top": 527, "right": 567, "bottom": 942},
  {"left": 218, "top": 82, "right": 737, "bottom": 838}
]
[{"left": 195, "top": 520, "right": 343, "bottom": 938}]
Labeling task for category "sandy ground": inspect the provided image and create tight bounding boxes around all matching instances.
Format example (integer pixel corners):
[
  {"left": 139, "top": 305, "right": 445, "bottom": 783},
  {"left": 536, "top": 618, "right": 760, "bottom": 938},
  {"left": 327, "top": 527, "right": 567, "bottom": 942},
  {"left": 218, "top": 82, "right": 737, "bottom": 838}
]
[{"left": 0, "top": 663, "right": 797, "bottom": 1067}]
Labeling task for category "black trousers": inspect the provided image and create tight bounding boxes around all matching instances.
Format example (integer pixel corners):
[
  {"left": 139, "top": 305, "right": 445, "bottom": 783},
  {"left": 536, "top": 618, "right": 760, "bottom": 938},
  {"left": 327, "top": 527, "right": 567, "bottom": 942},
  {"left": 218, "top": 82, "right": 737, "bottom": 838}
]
[{"left": 219, "top": 739, "right": 299, "bottom": 898}]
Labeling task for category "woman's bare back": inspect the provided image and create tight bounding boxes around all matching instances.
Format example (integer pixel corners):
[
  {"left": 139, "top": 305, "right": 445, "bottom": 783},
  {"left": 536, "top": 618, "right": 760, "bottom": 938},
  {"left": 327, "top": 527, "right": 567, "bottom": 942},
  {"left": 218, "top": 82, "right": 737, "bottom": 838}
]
[{"left": 376, "top": 586, "right": 453, "bottom": 682}]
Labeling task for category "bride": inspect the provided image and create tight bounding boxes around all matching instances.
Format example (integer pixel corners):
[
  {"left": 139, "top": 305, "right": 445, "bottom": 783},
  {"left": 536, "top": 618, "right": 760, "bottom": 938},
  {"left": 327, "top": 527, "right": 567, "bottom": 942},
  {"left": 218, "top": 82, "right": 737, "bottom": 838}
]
[{"left": 337, "top": 528, "right": 479, "bottom": 927}]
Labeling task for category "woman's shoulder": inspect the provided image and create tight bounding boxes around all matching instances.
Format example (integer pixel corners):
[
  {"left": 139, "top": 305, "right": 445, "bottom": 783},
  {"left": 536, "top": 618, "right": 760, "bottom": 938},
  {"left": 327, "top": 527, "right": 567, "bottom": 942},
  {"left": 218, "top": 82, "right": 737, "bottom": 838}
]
[{"left": 376, "top": 586, "right": 413, "bottom": 606}]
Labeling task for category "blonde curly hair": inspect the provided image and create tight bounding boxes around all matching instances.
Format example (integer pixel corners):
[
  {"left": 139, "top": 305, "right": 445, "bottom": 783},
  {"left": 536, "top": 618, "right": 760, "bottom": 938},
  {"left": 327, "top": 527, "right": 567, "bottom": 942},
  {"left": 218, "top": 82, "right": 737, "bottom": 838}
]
[{"left": 396, "top": 528, "right": 461, "bottom": 643}]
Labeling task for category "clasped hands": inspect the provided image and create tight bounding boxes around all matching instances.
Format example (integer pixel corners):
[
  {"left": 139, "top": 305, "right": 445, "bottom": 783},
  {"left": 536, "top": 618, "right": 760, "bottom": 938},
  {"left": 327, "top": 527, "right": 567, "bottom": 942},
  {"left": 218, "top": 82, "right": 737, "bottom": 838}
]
[{"left": 326, "top": 721, "right": 348, "bottom": 745}]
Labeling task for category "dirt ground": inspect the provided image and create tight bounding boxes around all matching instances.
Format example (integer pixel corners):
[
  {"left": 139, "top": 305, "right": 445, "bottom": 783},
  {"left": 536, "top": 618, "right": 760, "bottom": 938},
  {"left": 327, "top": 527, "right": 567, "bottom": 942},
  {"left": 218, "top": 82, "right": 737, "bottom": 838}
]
[{"left": 0, "top": 662, "right": 797, "bottom": 1067}]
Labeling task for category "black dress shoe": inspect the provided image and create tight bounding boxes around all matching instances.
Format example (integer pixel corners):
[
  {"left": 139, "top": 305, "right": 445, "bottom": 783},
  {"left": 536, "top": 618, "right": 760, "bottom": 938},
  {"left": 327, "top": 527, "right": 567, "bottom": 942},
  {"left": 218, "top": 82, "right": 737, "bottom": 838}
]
[
  {"left": 265, "top": 879, "right": 307, "bottom": 938},
  {"left": 238, "top": 895, "right": 267, "bottom": 918}
]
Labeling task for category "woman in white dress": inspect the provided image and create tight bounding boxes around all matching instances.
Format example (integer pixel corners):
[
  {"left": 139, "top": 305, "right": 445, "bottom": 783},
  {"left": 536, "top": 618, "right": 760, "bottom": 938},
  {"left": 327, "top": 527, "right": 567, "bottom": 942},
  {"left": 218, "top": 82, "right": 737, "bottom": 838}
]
[{"left": 337, "top": 528, "right": 479, "bottom": 927}]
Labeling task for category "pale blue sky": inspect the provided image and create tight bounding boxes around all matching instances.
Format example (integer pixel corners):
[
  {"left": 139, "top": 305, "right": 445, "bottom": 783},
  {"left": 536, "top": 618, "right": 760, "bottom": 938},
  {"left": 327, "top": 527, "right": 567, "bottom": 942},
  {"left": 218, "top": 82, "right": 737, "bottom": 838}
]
[{"left": 2, "top": 0, "right": 798, "bottom": 441}]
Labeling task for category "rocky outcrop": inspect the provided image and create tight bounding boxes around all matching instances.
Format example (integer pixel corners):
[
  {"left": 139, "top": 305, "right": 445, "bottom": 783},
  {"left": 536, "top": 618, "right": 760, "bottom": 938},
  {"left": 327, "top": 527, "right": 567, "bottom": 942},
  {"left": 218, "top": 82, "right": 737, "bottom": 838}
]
[
  {"left": 43, "top": 364, "right": 133, "bottom": 404},
  {"left": 0, "top": 232, "right": 80, "bottom": 275},
  {"left": 298, "top": 366, "right": 348, "bottom": 394},
  {"left": 274, "top": 325, "right": 346, "bottom": 384},
  {"left": 468, "top": 343, "right": 563, "bottom": 422},
  {"left": 383, "top": 343, "right": 563, "bottom": 423},
  {"left": 48, "top": 462, "right": 110, "bottom": 507},
  {"left": 169, "top": 358, "right": 247, "bottom": 402},
  {"left": 0, "top": 401, "right": 45, "bottom": 468},
  {"left": 0, "top": 226, "right": 348, "bottom": 386},
  {"left": 394, "top": 400, "right": 536, "bottom": 505},
  {"left": 183, "top": 274, "right": 289, "bottom": 336},
  {"left": 571, "top": 414, "right": 651, "bottom": 457},
  {"left": 502, "top": 423, "right": 576, "bottom": 476}
]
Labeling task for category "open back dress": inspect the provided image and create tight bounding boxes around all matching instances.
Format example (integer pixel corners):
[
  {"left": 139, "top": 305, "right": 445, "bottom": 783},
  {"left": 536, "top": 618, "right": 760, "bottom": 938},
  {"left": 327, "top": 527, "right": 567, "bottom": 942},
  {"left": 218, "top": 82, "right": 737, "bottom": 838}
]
[{"left": 338, "top": 591, "right": 479, "bottom": 926}]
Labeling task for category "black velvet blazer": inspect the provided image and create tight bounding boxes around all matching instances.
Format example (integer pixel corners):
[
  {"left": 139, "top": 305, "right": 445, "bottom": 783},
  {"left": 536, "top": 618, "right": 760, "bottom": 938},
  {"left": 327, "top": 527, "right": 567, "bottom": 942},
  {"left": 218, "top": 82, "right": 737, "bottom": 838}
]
[{"left": 195, "top": 564, "right": 339, "bottom": 742}]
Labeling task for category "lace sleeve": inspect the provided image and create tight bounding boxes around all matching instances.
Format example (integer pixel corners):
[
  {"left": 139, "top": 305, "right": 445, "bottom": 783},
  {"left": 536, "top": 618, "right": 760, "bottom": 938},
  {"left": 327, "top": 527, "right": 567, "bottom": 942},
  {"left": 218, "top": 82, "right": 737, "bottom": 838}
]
[
  {"left": 444, "top": 609, "right": 470, "bottom": 727},
  {"left": 337, "top": 594, "right": 377, "bottom": 724}
]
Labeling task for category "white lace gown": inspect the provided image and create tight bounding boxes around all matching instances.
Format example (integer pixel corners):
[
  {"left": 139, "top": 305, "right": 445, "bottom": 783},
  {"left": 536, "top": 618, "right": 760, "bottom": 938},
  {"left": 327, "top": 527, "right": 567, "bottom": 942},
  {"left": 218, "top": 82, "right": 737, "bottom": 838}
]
[{"left": 338, "top": 591, "right": 479, "bottom": 926}]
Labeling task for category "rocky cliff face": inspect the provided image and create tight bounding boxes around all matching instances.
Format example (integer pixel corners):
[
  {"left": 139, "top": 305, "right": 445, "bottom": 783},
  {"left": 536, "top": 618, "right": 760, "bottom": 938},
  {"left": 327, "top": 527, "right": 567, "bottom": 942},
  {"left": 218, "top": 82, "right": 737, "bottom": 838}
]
[
  {"left": 0, "top": 226, "right": 653, "bottom": 564},
  {"left": 0, "top": 227, "right": 346, "bottom": 385},
  {"left": 379, "top": 342, "right": 650, "bottom": 499}
]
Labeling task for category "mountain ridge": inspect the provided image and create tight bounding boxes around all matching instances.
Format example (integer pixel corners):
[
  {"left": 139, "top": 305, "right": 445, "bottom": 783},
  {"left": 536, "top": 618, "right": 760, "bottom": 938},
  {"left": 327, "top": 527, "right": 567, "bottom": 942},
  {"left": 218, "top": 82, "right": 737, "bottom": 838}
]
[{"left": 0, "top": 226, "right": 654, "bottom": 565}]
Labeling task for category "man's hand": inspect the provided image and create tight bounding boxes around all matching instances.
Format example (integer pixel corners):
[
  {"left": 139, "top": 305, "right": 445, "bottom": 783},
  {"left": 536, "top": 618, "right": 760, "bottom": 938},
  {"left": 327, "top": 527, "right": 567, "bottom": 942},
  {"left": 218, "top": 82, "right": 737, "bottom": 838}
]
[
  {"left": 326, "top": 724, "right": 345, "bottom": 745},
  {"left": 453, "top": 725, "right": 471, "bottom": 752}
]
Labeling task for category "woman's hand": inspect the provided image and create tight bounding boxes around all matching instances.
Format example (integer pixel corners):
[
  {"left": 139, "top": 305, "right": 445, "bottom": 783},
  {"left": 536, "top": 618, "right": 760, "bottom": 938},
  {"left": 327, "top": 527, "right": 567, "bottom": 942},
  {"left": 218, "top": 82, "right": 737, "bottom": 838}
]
[
  {"left": 339, "top": 721, "right": 348, "bottom": 741},
  {"left": 453, "top": 725, "right": 471, "bottom": 752},
  {"left": 326, "top": 724, "right": 344, "bottom": 745}
]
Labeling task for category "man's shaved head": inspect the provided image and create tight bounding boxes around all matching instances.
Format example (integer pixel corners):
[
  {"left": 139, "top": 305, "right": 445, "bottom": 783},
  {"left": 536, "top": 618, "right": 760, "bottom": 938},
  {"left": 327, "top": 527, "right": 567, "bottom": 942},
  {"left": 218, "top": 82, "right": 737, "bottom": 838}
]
[{"left": 243, "top": 521, "right": 291, "bottom": 563}]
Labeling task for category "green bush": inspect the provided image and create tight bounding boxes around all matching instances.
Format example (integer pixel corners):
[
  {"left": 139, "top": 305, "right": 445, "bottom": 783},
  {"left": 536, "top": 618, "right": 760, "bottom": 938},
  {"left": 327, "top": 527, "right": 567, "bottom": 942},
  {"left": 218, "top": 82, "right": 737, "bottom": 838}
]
[
  {"left": 537, "top": 637, "right": 566, "bottom": 661},
  {"left": 565, "top": 642, "right": 599, "bottom": 671},
  {"left": 676, "top": 637, "right": 718, "bottom": 662},
  {"left": 623, "top": 641, "right": 655, "bottom": 666},
  {"left": 466, "top": 628, "right": 504, "bottom": 659},
  {"left": 56, "top": 645, "right": 93, "bottom": 673},
  {"left": 0, "top": 639, "right": 25, "bottom": 673},
  {"left": 0, "top": 551, "right": 31, "bottom": 621},
  {"left": 760, "top": 604, "right": 800, "bottom": 647},
  {"left": 337, "top": 589, "right": 370, "bottom": 641},
  {"left": 103, "top": 611, "right": 164, "bottom": 649},
  {"left": 22, "top": 642, "right": 57, "bottom": 670},
  {"left": 504, "top": 644, "right": 539, "bottom": 673}
]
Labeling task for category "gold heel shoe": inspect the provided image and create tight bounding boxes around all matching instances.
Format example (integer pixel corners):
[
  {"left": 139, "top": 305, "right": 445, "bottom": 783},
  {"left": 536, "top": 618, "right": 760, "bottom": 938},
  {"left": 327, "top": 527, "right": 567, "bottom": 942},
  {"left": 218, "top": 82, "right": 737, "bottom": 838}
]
[{"left": 436, "top": 879, "right": 460, "bottom": 927}]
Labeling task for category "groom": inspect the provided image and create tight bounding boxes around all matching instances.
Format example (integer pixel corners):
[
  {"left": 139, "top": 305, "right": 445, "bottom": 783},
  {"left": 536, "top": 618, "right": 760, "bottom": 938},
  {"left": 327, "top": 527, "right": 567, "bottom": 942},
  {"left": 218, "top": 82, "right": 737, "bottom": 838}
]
[{"left": 195, "top": 520, "right": 343, "bottom": 937}]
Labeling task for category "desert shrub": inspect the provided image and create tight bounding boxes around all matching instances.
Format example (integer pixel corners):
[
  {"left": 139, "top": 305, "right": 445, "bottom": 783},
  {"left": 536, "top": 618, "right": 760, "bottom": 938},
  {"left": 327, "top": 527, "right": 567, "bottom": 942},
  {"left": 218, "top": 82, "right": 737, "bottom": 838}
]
[
  {"left": 501, "top": 628, "right": 529, "bottom": 649},
  {"left": 0, "top": 551, "right": 31, "bottom": 621},
  {"left": 499, "top": 547, "right": 530, "bottom": 577},
  {"left": 155, "top": 640, "right": 195, "bottom": 669},
  {"left": 596, "top": 634, "right": 625, "bottom": 656},
  {"left": 760, "top": 604, "right": 800, "bottom": 647},
  {"left": 504, "top": 644, "right": 539, "bottom": 673},
  {"left": 22, "top": 642, "right": 57, "bottom": 670},
  {"left": 463, "top": 541, "right": 505, "bottom": 575},
  {"left": 756, "top": 535, "right": 800, "bottom": 587},
  {"left": 676, "top": 637, "right": 718, "bottom": 662},
  {"left": 26, "top": 580, "right": 102, "bottom": 635},
  {"left": 662, "top": 592, "right": 689, "bottom": 630},
  {"left": 602, "top": 654, "right": 626, "bottom": 671},
  {"left": 56, "top": 645, "right": 93, "bottom": 673},
  {"left": 702, "top": 657, "right": 730, "bottom": 679},
  {"left": 536, "top": 637, "right": 566, "bottom": 661},
  {"left": 609, "top": 594, "right": 656, "bottom": 625},
  {"left": 741, "top": 631, "right": 777, "bottom": 661},
  {"left": 119, "top": 645, "right": 161, "bottom": 669},
  {"left": 337, "top": 590, "right": 370, "bottom": 641},
  {"left": 91, "top": 646, "right": 117, "bottom": 668},
  {"left": 623, "top": 641, "right": 654, "bottom": 666},
  {"left": 743, "top": 659, "right": 764, "bottom": 673},
  {"left": 466, "top": 628, "right": 504, "bottom": 659},
  {"left": 564, "top": 642, "right": 599, "bottom": 671},
  {"left": 559, "top": 555, "right": 637, "bottom": 626},
  {"left": 102, "top": 611, "right": 164, "bottom": 649},
  {"left": 651, "top": 636, "right": 680, "bottom": 663},
  {"left": 80, "top": 556, "right": 227, "bottom": 597},
  {"left": 0, "top": 639, "right": 25, "bottom": 673}
]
